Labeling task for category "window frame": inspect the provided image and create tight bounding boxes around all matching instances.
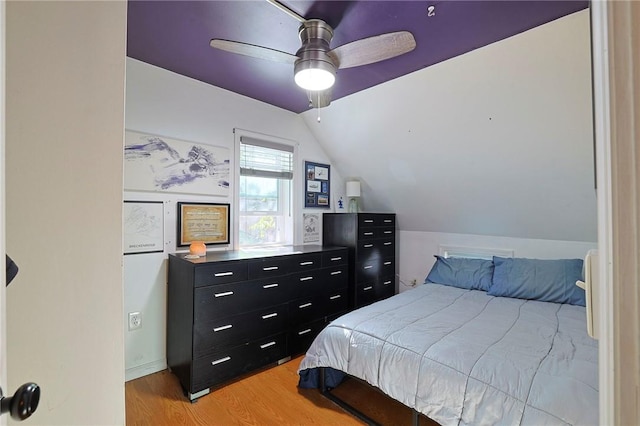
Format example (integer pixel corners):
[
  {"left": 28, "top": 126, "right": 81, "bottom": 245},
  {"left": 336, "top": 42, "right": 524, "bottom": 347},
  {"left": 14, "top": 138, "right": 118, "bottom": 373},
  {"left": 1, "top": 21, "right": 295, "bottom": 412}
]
[{"left": 233, "top": 129, "right": 298, "bottom": 249}]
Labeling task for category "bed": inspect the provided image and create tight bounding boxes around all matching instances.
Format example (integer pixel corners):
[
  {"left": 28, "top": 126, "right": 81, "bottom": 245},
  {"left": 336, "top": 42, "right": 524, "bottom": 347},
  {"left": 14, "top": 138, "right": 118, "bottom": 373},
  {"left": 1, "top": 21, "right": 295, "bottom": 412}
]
[{"left": 298, "top": 255, "right": 598, "bottom": 425}]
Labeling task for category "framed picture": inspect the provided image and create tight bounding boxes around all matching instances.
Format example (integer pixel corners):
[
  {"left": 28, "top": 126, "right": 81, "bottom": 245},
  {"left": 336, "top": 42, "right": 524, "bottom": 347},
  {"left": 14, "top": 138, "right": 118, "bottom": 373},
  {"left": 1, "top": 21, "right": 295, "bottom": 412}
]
[
  {"left": 305, "top": 161, "right": 330, "bottom": 208},
  {"left": 123, "top": 201, "right": 164, "bottom": 255},
  {"left": 303, "top": 213, "right": 321, "bottom": 243},
  {"left": 177, "top": 202, "right": 230, "bottom": 246},
  {"left": 124, "top": 130, "right": 230, "bottom": 196}
]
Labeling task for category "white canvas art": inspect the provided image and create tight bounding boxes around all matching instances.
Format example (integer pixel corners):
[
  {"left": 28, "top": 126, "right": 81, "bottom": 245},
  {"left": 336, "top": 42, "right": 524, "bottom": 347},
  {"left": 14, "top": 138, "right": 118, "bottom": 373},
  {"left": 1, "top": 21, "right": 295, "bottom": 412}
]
[{"left": 124, "top": 131, "right": 230, "bottom": 196}]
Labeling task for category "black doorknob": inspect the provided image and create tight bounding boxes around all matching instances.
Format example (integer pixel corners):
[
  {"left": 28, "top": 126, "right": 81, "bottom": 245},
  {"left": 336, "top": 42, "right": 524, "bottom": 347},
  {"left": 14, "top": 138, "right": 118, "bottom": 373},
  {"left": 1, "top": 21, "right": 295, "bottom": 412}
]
[{"left": 0, "top": 383, "right": 40, "bottom": 421}]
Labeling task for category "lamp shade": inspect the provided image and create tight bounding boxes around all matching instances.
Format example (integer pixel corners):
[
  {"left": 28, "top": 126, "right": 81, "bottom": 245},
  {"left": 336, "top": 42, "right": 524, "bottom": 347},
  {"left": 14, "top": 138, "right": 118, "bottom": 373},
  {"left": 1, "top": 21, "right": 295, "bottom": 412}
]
[{"left": 346, "top": 181, "right": 361, "bottom": 197}]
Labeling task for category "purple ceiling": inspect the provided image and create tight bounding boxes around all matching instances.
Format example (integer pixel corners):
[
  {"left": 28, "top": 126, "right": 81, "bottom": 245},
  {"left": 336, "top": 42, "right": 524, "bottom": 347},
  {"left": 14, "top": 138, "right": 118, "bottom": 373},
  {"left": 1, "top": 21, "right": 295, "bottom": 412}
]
[{"left": 127, "top": 1, "right": 588, "bottom": 114}]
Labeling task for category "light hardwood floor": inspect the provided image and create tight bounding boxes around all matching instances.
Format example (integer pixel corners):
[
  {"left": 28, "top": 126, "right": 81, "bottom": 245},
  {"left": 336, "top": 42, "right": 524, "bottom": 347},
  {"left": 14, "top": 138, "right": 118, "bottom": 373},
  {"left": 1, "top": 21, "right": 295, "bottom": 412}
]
[{"left": 125, "top": 356, "right": 438, "bottom": 425}]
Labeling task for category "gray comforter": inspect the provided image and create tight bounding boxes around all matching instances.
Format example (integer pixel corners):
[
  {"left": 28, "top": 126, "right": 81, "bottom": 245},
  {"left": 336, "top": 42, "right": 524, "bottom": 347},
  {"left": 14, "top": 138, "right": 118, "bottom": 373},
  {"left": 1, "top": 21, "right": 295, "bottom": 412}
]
[{"left": 298, "top": 283, "right": 598, "bottom": 425}]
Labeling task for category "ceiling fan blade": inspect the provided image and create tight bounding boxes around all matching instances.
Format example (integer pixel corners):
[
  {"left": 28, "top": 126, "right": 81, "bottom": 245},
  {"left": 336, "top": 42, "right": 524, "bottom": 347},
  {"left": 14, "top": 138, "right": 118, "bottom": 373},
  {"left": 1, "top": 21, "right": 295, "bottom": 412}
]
[
  {"left": 329, "top": 31, "right": 416, "bottom": 69},
  {"left": 265, "top": 0, "right": 306, "bottom": 23},
  {"left": 210, "top": 39, "right": 298, "bottom": 64}
]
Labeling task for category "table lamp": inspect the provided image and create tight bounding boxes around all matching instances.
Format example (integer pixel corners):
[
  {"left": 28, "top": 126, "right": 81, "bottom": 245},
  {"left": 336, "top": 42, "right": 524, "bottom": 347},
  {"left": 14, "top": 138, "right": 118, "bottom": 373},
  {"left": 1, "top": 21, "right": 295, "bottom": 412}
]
[{"left": 346, "top": 181, "right": 361, "bottom": 213}]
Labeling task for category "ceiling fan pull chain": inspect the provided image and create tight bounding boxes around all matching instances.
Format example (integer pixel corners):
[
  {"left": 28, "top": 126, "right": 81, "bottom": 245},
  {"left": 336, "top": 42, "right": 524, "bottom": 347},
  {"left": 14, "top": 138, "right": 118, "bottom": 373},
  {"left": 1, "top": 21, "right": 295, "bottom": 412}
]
[{"left": 317, "top": 93, "right": 321, "bottom": 123}]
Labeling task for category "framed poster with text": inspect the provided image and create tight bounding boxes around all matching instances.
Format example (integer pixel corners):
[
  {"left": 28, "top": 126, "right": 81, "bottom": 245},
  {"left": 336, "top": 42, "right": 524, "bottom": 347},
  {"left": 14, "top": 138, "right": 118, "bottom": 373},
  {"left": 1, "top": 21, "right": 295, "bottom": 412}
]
[
  {"left": 123, "top": 200, "right": 164, "bottom": 254},
  {"left": 304, "top": 161, "right": 330, "bottom": 208},
  {"left": 177, "top": 202, "right": 230, "bottom": 246}
]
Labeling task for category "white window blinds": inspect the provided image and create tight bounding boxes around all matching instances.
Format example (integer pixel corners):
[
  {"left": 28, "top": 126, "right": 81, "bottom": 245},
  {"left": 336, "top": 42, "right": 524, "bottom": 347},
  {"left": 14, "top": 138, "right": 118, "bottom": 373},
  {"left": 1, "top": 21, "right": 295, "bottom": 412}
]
[{"left": 239, "top": 136, "right": 294, "bottom": 180}]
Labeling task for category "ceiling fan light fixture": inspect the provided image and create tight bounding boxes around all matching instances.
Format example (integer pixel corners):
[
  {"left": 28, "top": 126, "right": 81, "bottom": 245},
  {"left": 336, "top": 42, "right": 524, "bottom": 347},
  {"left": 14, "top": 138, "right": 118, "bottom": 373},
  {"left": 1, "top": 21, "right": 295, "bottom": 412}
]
[{"left": 294, "top": 60, "right": 335, "bottom": 91}]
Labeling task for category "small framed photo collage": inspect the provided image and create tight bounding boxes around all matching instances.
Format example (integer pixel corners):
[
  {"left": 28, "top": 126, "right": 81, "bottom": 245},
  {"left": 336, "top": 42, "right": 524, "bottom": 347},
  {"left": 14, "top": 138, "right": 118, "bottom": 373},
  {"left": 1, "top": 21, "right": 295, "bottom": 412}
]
[{"left": 304, "top": 161, "right": 330, "bottom": 208}]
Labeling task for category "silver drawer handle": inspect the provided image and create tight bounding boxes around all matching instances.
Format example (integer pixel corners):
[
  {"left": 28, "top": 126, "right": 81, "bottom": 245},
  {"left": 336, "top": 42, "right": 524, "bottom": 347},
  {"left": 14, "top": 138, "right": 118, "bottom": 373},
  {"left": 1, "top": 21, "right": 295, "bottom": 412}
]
[
  {"left": 384, "top": 280, "right": 392, "bottom": 285},
  {"left": 384, "top": 261, "right": 392, "bottom": 266},
  {"left": 384, "top": 230, "right": 393, "bottom": 234},
  {"left": 213, "top": 324, "right": 232, "bottom": 332},
  {"left": 299, "top": 302, "right": 312, "bottom": 308},
  {"left": 214, "top": 291, "right": 234, "bottom": 298},
  {"left": 214, "top": 271, "right": 233, "bottom": 277},
  {"left": 364, "top": 220, "right": 374, "bottom": 223},
  {"left": 364, "top": 265, "right": 373, "bottom": 270},
  {"left": 263, "top": 266, "right": 279, "bottom": 271},
  {"left": 211, "top": 356, "right": 231, "bottom": 366},
  {"left": 298, "top": 328, "right": 312, "bottom": 335},
  {"left": 384, "top": 219, "right": 392, "bottom": 223},
  {"left": 330, "top": 257, "right": 342, "bottom": 261},
  {"left": 299, "top": 276, "right": 313, "bottom": 282},
  {"left": 364, "top": 244, "right": 373, "bottom": 248},
  {"left": 364, "top": 232, "right": 374, "bottom": 236},
  {"left": 262, "top": 313, "right": 278, "bottom": 319},
  {"left": 364, "top": 286, "right": 373, "bottom": 291},
  {"left": 260, "top": 341, "right": 276, "bottom": 349},
  {"left": 299, "top": 261, "right": 314, "bottom": 266},
  {"left": 330, "top": 271, "right": 342, "bottom": 275},
  {"left": 263, "top": 283, "right": 279, "bottom": 289},
  {"left": 329, "top": 295, "right": 341, "bottom": 300},
  {"left": 384, "top": 242, "right": 392, "bottom": 246}
]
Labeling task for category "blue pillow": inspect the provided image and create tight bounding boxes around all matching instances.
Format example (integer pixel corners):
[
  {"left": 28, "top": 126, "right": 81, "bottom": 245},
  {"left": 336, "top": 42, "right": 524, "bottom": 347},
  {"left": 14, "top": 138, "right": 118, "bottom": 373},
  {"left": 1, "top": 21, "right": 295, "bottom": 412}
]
[
  {"left": 425, "top": 255, "right": 494, "bottom": 291},
  {"left": 488, "top": 256, "right": 585, "bottom": 306}
]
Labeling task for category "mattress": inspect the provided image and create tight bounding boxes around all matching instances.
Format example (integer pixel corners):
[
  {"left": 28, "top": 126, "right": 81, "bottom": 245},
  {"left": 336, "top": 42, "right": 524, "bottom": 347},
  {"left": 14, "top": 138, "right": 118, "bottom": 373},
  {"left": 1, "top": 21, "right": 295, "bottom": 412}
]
[{"left": 298, "top": 283, "right": 598, "bottom": 425}]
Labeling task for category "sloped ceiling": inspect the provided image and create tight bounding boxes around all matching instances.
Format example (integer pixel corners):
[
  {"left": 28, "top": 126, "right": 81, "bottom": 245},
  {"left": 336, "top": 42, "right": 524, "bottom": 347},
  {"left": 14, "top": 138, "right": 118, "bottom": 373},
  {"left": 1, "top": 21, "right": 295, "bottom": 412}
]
[
  {"left": 301, "top": 9, "right": 596, "bottom": 242},
  {"left": 127, "top": 1, "right": 588, "bottom": 113},
  {"left": 126, "top": 2, "right": 596, "bottom": 242}
]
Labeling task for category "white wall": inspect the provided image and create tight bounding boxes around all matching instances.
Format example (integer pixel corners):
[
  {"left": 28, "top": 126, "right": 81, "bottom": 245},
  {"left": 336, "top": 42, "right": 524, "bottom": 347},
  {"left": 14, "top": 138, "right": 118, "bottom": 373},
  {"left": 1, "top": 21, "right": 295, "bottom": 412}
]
[
  {"left": 302, "top": 10, "right": 595, "bottom": 243},
  {"left": 124, "top": 58, "right": 342, "bottom": 379},
  {"left": 398, "top": 230, "right": 596, "bottom": 293},
  {"left": 5, "top": 2, "right": 126, "bottom": 424}
]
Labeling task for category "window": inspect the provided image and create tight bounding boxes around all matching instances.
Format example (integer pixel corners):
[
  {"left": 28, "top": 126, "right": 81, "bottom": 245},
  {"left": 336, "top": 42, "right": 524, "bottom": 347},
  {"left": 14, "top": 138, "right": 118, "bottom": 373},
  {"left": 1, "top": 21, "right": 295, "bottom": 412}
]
[{"left": 238, "top": 135, "right": 294, "bottom": 247}]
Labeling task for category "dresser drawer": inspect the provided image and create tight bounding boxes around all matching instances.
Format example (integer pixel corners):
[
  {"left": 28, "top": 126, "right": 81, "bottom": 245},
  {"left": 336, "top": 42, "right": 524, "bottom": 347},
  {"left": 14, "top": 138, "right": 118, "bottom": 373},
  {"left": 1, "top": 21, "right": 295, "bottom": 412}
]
[
  {"left": 290, "top": 253, "right": 322, "bottom": 272},
  {"left": 192, "top": 333, "right": 287, "bottom": 393},
  {"left": 379, "top": 276, "right": 395, "bottom": 291},
  {"left": 194, "top": 261, "right": 248, "bottom": 287},
  {"left": 356, "top": 259, "right": 379, "bottom": 282},
  {"left": 377, "top": 278, "right": 395, "bottom": 301},
  {"left": 322, "top": 265, "right": 348, "bottom": 292},
  {"left": 289, "top": 270, "right": 323, "bottom": 299},
  {"left": 247, "top": 256, "right": 291, "bottom": 280},
  {"left": 380, "top": 239, "right": 395, "bottom": 257},
  {"left": 322, "top": 250, "right": 348, "bottom": 267},
  {"left": 324, "top": 287, "right": 348, "bottom": 317},
  {"left": 377, "top": 227, "right": 395, "bottom": 238},
  {"left": 356, "top": 281, "right": 380, "bottom": 307},
  {"left": 358, "top": 214, "right": 395, "bottom": 227},
  {"left": 381, "top": 257, "right": 395, "bottom": 276},
  {"left": 194, "top": 276, "right": 290, "bottom": 322},
  {"left": 289, "top": 318, "right": 326, "bottom": 356},
  {"left": 289, "top": 295, "right": 325, "bottom": 324},
  {"left": 359, "top": 228, "right": 377, "bottom": 240},
  {"left": 193, "top": 304, "right": 288, "bottom": 358},
  {"left": 357, "top": 240, "right": 378, "bottom": 260}
]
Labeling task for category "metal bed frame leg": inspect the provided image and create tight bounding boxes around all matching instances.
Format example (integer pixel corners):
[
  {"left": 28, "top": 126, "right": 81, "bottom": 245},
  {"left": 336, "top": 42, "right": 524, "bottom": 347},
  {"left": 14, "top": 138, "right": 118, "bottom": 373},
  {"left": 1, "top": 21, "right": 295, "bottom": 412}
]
[
  {"left": 319, "top": 368, "right": 423, "bottom": 426},
  {"left": 412, "top": 409, "right": 420, "bottom": 426},
  {"left": 319, "top": 367, "right": 382, "bottom": 426}
]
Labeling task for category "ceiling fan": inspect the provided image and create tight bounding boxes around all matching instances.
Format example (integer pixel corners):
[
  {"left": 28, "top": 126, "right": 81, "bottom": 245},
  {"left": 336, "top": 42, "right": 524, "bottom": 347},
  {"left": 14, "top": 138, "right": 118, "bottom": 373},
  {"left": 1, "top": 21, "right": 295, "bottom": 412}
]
[{"left": 209, "top": 0, "right": 416, "bottom": 108}]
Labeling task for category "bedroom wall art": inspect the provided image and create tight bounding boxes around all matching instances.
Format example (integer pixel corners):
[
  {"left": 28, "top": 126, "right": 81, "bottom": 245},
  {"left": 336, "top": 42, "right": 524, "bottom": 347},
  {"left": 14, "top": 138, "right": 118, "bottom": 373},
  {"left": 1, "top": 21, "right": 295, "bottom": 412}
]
[
  {"left": 304, "top": 160, "right": 330, "bottom": 208},
  {"left": 123, "top": 200, "right": 164, "bottom": 254},
  {"left": 177, "top": 202, "right": 230, "bottom": 246},
  {"left": 124, "top": 130, "right": 230, "bottom": 196}
]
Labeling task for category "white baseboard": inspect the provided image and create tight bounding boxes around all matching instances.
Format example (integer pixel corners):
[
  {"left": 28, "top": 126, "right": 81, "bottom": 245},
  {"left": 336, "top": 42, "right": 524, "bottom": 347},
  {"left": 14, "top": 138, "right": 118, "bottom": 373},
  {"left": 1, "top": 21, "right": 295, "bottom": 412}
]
[{"left": 125, "top": 359, "right": 167, "bottom": 382}]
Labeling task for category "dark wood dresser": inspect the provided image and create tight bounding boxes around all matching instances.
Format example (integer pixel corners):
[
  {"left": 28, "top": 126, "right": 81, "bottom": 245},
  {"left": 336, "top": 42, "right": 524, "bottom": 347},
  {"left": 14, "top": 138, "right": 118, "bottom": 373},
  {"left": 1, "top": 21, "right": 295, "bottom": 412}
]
[
  {"left": 322, "top": 213, "right": 396, "bottom": 309},
  {"left": 167, "top": 245, "right": 348, "bottom": 400}
]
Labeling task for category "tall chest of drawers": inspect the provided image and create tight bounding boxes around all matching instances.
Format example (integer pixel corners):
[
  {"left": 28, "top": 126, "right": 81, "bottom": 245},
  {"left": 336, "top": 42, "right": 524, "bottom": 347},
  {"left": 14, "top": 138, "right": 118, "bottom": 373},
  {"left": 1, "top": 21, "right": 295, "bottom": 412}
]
[
  {"left": 167, "top": 245, "right": 348, "bottom": 400},
  {"left": 322, "top": 213, "right": 396, "bottom": 309}
]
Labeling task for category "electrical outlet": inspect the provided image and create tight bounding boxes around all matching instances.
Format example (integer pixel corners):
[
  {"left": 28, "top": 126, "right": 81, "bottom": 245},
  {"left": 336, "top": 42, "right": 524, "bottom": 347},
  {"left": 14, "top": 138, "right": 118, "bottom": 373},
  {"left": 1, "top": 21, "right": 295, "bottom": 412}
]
[
  {"left": 129, "top": 312, "right": 142, "bottom": 330},
  {"left": 410, "top": 278, "right": 417, "bottom": 287}
]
